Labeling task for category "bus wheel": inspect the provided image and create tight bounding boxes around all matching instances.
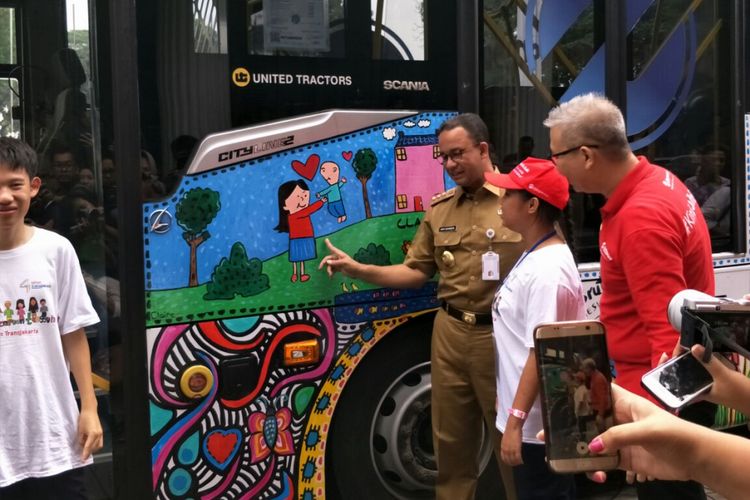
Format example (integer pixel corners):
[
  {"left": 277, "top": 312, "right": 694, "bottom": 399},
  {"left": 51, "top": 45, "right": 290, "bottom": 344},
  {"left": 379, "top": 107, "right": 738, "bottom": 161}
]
[{"left": 326, "top": 317, "right": 495, "bottom": 499}]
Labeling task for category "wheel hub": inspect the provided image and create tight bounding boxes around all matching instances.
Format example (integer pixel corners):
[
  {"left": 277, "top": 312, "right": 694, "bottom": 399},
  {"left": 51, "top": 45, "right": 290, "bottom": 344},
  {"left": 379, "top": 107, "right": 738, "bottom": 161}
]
[{"left": 369, "top": 362, "right": 494, "bottom": 499}]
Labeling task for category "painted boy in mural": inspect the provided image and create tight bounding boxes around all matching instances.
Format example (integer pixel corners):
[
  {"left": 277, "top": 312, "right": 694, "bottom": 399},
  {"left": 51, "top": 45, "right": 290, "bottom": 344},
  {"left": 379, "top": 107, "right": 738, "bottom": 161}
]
[
  {"left": 275, "top": 179, "right": 327, "bottom": 283},
  {"left": 316, "top": 161, "right": 347, "bottom": 223}
]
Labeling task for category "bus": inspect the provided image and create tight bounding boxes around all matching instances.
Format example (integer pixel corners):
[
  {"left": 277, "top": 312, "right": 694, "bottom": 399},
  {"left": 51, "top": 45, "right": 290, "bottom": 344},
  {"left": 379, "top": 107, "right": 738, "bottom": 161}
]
[{"left": 1, "top": 1, "right": 748, "bottom": 498}]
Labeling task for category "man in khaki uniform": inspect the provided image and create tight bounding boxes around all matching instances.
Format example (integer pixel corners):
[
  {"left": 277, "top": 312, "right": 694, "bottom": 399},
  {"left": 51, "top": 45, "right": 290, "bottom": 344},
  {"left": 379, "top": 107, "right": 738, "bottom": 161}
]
[{"left": 321, "top": 114, "right": 524, "bottom": 500}]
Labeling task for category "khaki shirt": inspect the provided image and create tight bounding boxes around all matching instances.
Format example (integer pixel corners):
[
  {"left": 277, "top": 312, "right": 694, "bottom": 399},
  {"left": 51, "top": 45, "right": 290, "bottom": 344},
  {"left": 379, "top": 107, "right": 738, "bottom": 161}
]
[{"left": 404, "top": 184, "right": 524, "bottom": 314}]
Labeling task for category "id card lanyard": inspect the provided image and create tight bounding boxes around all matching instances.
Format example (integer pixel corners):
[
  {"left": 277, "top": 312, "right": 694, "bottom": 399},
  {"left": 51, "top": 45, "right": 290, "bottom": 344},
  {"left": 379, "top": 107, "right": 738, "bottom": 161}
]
[
  {"left": 482, "top": 229, "right": 500, "bottom": 280},
  {"left": 501, "top": 229, "right": 558, "bottom": 287}
]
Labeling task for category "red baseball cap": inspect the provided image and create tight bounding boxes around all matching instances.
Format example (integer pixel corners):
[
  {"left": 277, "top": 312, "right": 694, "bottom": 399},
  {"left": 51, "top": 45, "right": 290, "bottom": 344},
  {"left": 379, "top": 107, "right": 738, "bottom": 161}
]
[{"left": 484, "top": 157, "right": 570, "bottom": 209}]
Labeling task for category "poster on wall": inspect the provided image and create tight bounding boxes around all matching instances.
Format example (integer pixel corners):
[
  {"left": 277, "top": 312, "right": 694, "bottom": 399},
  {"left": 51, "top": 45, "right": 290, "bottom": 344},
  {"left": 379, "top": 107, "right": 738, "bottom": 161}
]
[{"left": 263, "top": 0, "right": 330, "bottom": 52}]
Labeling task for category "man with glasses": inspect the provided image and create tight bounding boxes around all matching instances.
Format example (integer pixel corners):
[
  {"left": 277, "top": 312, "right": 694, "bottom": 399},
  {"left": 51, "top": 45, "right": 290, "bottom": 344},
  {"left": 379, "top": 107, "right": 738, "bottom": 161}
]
[
  {"left": 321, "top": 113, "right": 523, "bottom": 500},
  {"left": 544, "top": 93, "right": 715, "bottom": 500},
  {"left": 49, "top": 142, "right": 81, "bottom": 193}
]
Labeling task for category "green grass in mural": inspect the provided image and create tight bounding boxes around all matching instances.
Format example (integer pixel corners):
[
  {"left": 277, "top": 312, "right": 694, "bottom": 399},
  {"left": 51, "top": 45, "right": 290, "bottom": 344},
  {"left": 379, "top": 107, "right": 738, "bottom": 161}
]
[{"left": 145, "top": 212, "right": 425, "bottom": 327}]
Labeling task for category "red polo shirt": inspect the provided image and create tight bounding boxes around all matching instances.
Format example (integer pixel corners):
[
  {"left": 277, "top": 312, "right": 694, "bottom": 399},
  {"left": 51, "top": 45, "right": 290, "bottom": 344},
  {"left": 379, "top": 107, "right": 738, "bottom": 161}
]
[{"left": 599, "top": 156, "right": 714, "bottom": 401}]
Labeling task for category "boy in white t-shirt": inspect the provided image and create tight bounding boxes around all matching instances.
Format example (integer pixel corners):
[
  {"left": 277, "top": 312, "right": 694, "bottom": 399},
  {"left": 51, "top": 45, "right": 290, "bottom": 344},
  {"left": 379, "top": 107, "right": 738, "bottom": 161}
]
[{"left": 0, "top": 138, "right": 102, "bottom": 499}]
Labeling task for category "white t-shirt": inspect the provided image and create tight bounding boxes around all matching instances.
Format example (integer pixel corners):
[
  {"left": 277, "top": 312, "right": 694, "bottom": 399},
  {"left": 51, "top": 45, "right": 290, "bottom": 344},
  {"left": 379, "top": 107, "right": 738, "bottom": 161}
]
[
  {"left": 0, "top": 228, "right": 99, "bottom": 487},
  {"left": 491, "top": 243, "right": 585, "bottom": 443}
]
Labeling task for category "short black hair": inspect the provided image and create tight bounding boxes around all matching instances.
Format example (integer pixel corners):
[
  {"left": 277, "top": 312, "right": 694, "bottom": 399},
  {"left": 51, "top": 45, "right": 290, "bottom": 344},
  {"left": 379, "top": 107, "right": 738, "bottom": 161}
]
[
  {"left": 436, "top": 113, "right": 490, "bottom": 145},
  {"left": 0, "top": 137, "right": 38, "bottom": 177}
]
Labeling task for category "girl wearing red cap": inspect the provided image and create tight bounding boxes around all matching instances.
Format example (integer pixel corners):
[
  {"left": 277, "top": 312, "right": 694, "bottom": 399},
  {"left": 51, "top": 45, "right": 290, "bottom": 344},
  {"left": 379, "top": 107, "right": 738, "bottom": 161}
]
[{"left": 485, "top": 157, "right": 585, "bottom": 499}]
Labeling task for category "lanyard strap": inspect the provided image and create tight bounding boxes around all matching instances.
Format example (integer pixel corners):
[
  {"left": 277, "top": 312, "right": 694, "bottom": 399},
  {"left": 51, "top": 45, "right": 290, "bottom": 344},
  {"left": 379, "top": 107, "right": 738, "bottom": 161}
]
[{"left": 502, "top": 229, "right": 558, "bottom": 286}]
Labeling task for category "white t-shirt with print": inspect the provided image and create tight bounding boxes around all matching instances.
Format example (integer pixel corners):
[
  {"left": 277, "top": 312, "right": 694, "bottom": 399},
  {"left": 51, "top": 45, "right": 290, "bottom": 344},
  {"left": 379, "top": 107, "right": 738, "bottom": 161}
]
[
  {"left": 0, "top": 228, "right": 99, "bottom": 487},
  {"left": 491, "top": 243, "right": 585, "bottom": 443}
]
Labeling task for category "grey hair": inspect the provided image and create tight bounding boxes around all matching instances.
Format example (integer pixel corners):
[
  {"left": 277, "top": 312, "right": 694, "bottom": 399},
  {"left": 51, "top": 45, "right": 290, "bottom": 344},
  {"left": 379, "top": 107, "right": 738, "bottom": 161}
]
[{"left": 544, "top": 93, "right": 630, "bottom": 159}]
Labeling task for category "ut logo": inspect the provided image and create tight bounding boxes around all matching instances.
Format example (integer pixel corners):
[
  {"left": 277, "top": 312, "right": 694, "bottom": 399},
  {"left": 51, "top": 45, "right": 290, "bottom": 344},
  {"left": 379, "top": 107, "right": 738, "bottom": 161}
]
[
  {"left": 521, "top": 0, "right": 697, "bottom": 150},
  {"left": 232, "top": 67, "right": 251, "bottom": 88}
]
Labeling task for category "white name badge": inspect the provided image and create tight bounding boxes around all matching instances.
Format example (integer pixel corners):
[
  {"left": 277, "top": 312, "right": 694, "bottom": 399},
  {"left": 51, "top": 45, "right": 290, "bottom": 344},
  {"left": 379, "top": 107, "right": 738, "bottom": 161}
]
[{"left": 482, "top": 251, "right": 500, "bottom": 280}]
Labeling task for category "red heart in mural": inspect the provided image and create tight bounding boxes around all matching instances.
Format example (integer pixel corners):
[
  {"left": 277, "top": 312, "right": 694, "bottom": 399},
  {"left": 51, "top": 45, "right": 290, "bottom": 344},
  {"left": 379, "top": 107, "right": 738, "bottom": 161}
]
[
  {"left": 205, "top": 429, "right": 240, "bottom": 468},
  {"left": 342, "top": 151, "right": 353, "bottom": 161},
  {"left": 292, "top": 154, "right": 320, "bottom": 180}
]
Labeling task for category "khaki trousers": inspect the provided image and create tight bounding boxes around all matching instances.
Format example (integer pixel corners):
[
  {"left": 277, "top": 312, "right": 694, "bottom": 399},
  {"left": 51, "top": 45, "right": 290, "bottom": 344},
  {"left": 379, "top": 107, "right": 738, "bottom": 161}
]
[{"left": 431, "top": 308, "right": 517, "bottom": 500}]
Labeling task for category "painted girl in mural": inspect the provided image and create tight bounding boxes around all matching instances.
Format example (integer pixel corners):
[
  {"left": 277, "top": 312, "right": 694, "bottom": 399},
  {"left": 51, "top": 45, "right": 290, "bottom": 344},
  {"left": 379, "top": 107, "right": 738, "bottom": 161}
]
[{"left": 275, "top": 180, "right": 326, "bottom": 283}]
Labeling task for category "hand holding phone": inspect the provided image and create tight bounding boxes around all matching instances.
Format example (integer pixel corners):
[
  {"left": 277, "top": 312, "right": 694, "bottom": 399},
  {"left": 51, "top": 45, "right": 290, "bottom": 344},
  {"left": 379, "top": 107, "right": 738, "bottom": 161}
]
[
  {"left": 535, "top": 320, "right": 619, "bottom": 473},
  {"left": 641, "top": 351, "right": 713, "bottom": 410}
]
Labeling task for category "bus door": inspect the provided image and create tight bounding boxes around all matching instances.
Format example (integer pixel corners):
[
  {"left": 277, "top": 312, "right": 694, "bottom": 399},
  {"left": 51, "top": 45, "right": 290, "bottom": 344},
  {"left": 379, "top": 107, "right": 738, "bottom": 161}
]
[{"left": 0, "top": 1, "right": 119, "bottom": 497}]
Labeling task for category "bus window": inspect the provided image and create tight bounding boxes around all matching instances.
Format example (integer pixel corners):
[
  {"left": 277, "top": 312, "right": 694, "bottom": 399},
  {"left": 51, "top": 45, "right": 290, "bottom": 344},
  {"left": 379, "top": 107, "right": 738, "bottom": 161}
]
[
  {"left": 483, "top": 0, "right": 738, "bottom": 261},
  {"left": 242, "top": 0, "right": 426, "bottom": 61},
  {"left": 628, "top": 1, "right": 734, "bottom": 253},
  {"left": 371, "top": 0, "right": 425, "bottom": 61},
  {"left": 482, "top": 0, "right": 604, "bottom": 262},
  {"left": 245, "top": 0, "right": 346, "bottom": 57},
  {"left": 193, "top": 0, "right": 228, "bottom": 54},
  {"left": 0, "top": 7, "right": 20, "bottom": 138},
  {"left": 137, "top": 0, "right": 456, "bottom": 179},
  {"left": 0, "top": 77, "right": 20, "bottom": 138},
  {"left": 0, "top": 7, "right": 17, "bottom": 64}
]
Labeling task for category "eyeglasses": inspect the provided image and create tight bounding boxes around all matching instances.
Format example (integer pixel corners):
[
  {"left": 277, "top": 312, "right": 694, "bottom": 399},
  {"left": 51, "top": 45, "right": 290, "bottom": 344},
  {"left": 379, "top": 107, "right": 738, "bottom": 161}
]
[
  {"left": 550, "top": 144, "right": 599, "bottom": 162},
  {"left": 438, "top": 144, "right": 480, "bottom": 166}
]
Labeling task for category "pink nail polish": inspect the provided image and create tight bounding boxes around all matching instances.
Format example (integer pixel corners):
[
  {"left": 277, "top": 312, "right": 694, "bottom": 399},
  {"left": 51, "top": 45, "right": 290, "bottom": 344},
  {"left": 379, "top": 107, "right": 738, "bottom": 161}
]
[{"left": 589, "top": 437, "right": 604, "bottom": 453}]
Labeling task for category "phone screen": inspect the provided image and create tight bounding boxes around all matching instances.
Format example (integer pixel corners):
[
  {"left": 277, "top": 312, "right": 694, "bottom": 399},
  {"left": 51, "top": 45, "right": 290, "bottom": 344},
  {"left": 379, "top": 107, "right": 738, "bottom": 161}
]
[
  {"left": 536, "top": 327, "right": 616, "bottom": 464},
  {"left": 659, "top": 353, "right": 712, "bottom": 397},
  {"left": 692, "top": 310, "right": 750, "bottom": 352}
]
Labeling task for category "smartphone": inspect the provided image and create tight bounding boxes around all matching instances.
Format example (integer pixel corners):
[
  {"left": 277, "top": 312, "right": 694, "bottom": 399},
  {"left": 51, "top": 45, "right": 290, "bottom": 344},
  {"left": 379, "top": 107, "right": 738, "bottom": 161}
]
[
  {"left": 640, "top": 351, "right": 713, "bottom": 410},
  {"left": 679, "top": 299, "right": 750, "bottom": 353},
  {"left": 534, "top": 320, "right": 619, "bottom": 473}
]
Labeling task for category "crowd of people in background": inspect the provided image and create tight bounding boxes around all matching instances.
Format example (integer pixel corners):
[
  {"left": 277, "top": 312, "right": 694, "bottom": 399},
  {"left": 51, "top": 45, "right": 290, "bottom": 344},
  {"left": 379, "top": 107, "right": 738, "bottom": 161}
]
[{"left": 22, "top": 130, "right": 197, "bottom": 378}]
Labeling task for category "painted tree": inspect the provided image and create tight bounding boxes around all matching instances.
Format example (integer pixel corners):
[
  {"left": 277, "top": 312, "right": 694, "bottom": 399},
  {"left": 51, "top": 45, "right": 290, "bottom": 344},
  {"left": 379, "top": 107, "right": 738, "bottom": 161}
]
[
  {"left": 176, "top": 187, "right": 221, "bottom": 287},
  {"left": 352, "top": 147, "right": 378, "bottom": 219},
  {"left": 204, "top": 242, "right": 269, "bottom": 300},
  {"left": 354, "top": 242, "right": 391, "bottom": 266}
]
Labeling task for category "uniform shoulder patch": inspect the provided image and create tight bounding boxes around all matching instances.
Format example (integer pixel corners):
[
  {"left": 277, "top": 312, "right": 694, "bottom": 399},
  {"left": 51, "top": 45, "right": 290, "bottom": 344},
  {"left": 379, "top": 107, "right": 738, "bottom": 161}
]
[{"left": 431, "top": 187, "right": 456, "bottom": 206}]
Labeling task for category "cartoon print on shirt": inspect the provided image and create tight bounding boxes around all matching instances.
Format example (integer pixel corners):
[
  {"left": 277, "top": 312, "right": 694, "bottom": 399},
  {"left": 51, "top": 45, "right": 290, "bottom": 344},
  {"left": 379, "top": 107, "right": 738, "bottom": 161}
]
[
  {"left": 16, "top": 299, "right": 25, "bottom": 321},
  {"left": 3, "top": 300, "right": 12, "bottom": 320},
  {"left": 28, "top": 297, "right": 39, "bottom": 323},
  {"left": 39, "top": 298, "right": 48, "bottom": 321},
  {"left": 274, "top": 179, "right": 326, "bottom": 283}
]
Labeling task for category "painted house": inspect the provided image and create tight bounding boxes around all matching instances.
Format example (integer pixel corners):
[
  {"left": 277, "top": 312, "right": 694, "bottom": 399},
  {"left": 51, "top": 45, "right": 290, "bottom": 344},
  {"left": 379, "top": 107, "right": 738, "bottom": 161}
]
[{"left": 393, "top": 131, "right": 446, "bottom": 213}]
